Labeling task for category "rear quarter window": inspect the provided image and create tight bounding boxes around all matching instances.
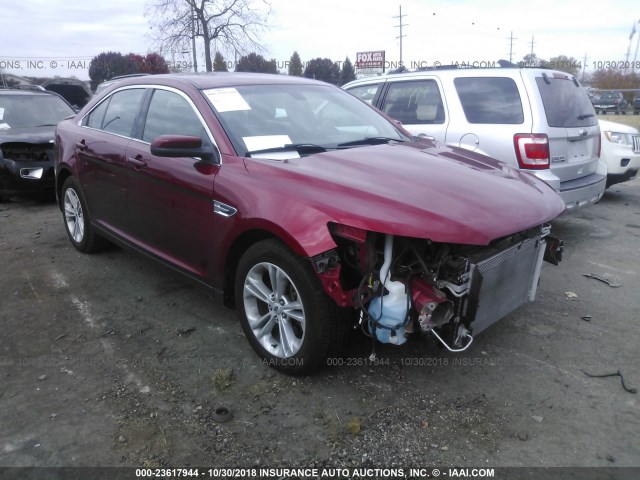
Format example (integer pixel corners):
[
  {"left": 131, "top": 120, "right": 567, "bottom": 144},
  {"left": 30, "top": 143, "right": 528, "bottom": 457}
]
[
  {"left": 536, "top": 76, "right": 597, "bottom": 127},
  {"left": 85, "top": 98, "right": 110, "bottom": 129},
  {"left": 346, "top": 84, "right": 381, "bottom": 105},
  {"left": 454, "top": 77, "right": 524, "bottom": 124}
]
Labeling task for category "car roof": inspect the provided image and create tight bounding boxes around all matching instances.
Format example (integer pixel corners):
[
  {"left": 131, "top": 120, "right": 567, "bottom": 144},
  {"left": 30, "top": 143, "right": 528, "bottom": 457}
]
[
  {"left": 112, "top": 72, "right": 325, "bottom": 90},
  {"left": 343, "top": 66, "right": 577, "bottom": 88}
]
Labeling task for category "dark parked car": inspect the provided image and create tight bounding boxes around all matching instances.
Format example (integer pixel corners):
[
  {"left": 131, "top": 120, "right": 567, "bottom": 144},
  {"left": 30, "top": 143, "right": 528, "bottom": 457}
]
[
  {"left": 633, "top": 93, "right": 640, "bottom": 115},
  {"left": 55, "top": 74, "right": 565, "bottom": 374},
  {"left": 42, "top": 77, "right": 92, "bottom": 110},
  {"left": 593, "top": 91, "right": 628, "bottom": 114},
  {"left": 0, "top": 89, "right": 76, "bottom": 197}
]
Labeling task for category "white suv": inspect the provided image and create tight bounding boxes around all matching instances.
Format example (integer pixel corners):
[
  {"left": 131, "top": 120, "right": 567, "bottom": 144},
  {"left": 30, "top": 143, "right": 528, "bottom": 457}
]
[{"left": 344, "top": 66, "right": 607, "bottom": 212}]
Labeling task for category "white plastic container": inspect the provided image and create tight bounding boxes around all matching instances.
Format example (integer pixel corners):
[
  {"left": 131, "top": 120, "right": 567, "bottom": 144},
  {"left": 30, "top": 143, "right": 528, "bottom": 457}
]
[
  {"left": 368, "top": 294, "right": 408, "bottom": 344},
  {"left": 367, "top": 234, "right": 408, "bottom": 345}
]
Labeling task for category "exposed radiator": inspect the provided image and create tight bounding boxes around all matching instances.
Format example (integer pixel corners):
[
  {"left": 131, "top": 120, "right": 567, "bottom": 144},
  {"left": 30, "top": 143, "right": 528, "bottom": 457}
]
[{"left": 469, "top": 234, "right": 546, "bottom": 334}]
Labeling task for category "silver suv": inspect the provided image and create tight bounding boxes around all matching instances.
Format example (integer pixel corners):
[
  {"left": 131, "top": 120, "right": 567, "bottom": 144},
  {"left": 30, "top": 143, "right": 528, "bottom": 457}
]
[{"left": 344, "top": 66, "right": 606, "bottom": 212}]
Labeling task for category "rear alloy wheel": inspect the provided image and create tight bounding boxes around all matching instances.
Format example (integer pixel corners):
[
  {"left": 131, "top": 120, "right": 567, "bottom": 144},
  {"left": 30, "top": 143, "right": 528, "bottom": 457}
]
[
  {"left": 62, "top": 177, "right": 109, "bottom": 253},
  {"left": 236, "top": 239, "right": 348, "bottom": 375}
]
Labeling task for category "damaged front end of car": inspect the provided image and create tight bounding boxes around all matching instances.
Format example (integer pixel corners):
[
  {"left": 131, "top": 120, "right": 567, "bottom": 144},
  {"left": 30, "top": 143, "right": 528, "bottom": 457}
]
[
  {"left": 0, "top": 141, "right": 57, "bottom": 196},
  {"left": 313, "top": 222, "right": 563, "bottom": 352}
]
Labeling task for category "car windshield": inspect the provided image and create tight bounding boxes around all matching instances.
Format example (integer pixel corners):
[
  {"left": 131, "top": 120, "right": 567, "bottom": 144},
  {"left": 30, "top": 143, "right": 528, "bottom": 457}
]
[
  {"left": 203, "top": 84, "right": 409, "bottom": 156},
  {"left": 600, "top": 92, "right": 618, "bottom": 99},
  {"left": 0, "top": 94, "right": 75, "bottom": 129}
]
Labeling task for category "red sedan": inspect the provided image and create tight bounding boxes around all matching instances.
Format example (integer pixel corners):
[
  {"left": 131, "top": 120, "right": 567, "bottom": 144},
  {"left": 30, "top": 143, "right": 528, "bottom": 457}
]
[{"left": 55, "top": 73, "right": 565, "bottom": 374}]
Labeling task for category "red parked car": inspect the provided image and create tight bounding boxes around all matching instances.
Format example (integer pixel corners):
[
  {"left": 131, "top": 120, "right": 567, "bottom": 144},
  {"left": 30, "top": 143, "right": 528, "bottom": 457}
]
[{"left": 55, "top": 73, "right": 565, "bottom": 374}]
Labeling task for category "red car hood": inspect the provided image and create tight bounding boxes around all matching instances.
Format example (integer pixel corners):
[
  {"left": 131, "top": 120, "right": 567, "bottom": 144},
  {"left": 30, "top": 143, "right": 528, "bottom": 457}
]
[{"left": 243, "top": 142, "right": 565, "bottom": 245}]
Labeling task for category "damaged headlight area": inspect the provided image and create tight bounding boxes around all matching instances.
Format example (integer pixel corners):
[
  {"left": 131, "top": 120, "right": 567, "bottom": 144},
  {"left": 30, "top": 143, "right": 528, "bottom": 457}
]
[{"left": 320, "top": 223, "right": 563, "bottom": 352}]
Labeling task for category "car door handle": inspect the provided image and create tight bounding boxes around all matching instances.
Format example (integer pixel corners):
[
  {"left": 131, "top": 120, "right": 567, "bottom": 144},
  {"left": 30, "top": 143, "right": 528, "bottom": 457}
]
[
  {"left": 127, "top": 156, "right": 147, "bottom": 169},
  {"left": 75, "top": 141, "right": 88, "bottom": 151}
]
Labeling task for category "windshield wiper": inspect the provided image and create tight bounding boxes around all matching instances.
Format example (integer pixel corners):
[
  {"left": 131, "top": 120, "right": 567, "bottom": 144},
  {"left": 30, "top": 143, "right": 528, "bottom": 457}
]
[
  {"left": 246, "top": 143, "right": 327, "bottom": 156},
  {"left": 577, "top": 113, "right": 595, "bottom": 120},
  {"left": 34, "top": 123, "right": 58, "bottom": 127},
  {"left": 337, "top": 137, "right": 405, "bottom": 147}
]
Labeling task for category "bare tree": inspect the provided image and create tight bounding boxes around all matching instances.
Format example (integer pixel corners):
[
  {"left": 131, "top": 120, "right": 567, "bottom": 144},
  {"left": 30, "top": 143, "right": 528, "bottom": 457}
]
[{"left": 146, "top": 0, "right": 270, "bottom": 72}]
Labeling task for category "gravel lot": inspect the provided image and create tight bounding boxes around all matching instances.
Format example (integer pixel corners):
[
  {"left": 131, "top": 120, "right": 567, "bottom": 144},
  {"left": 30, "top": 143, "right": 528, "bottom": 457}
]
[{"left": 1, "top": 178, "right": 639, "bottom": 475}]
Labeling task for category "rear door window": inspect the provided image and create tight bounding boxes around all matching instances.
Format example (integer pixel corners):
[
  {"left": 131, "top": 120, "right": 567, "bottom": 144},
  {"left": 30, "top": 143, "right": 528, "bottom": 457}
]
[
  {"left": 100, "top": 89, "right": 145, "bottom": 137},
  {"left": 535, "top": 76, "right": 597, "bottom": 128},
  {"left": 85, "top": 98, "right": 110, "bottom": 129},
  {"left": 454, "top": 77, "right": 524, "bottom": 124},
  {"left": 383, "top": 80, "right": 445, "bottom": 124}
]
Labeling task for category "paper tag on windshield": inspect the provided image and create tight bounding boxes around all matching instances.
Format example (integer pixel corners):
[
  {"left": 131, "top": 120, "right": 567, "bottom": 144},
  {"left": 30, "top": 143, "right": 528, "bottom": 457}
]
[
  {"left": 204, "top": 88, "right": 251, "bottom": 112},
  {"left": 243, "top": 135, "right": 292, "bottom": 152},
  {"left": 0, "top": 123, "right": 10, "bottom": 130},
  {"left": 0, "top": 108, "right": 4, "bottom": 120},
  {"left": 243, "top": 135, "right": 300, "bottom": 159}
]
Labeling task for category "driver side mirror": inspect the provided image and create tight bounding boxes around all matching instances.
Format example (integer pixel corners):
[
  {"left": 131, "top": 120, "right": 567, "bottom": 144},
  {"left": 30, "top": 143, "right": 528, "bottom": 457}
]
[{"left": 150, "top": 135, "right": 220, "bottom": 163}]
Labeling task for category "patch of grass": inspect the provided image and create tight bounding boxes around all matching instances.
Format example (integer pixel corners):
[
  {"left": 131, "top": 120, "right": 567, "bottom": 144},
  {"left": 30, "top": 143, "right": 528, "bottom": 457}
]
[
  {"left": 212, "top": 368, "right": 234, "bottom": 392},
  {"left": 598, "top": 114, "right": 640, "bottom": 129},
  {"left": 141, "top": 457, "right": 162, "bottom": 468}
]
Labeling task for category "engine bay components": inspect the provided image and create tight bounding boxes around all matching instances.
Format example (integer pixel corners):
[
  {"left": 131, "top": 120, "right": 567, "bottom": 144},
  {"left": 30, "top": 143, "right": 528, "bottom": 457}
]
[{"left": 330, "top": 223, "right": 558, "bottom": 351}]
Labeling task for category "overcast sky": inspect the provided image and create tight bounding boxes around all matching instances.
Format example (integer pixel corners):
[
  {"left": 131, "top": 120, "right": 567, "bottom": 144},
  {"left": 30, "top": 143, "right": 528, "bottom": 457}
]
[{"left": 1, "top": 0, "right": 639, "bottom": 81}]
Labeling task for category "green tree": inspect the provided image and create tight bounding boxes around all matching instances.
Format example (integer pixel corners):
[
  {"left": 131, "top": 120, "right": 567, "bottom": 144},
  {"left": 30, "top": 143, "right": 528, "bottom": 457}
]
[
  {"left": 235, "top": 53, "right": 277, "bottom": 73},
  {"left": 288, "top": 51, "right": 303, "bottom": 76},
  {"left": 88, "top": 52, "right": 169, "bottom": 91},
  {"left": 543, "top": 55, "right": 581, "bottom": 76},
  {"left": 520, "top": 53, "right": 543, "bottom": 67},
  {"left": 303, "top": 58, "right": 340, "bottom": 85},
  {"left": 141, "top": 53, "right": 170, "bottom": 74},
  {"left": 88, "top": 52, "right": 136, "bottom": 91},
  {"left": 340, "top": 56, "right": 356, "bottom": 85},
  {"left": 213, "top": 51, "right": 228, "bottom": 71}
]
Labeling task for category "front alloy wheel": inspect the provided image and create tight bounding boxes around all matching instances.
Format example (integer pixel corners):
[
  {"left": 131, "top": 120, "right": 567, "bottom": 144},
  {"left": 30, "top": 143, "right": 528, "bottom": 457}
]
[
  {"left": 243, "top": 262, "right": 305, "bottom": 358},
  {"left": 235, "top": 239, "right": 350, "bottom": 375},
  {"left": 61, "top": 177, "right": 109, "bottom": 253}
]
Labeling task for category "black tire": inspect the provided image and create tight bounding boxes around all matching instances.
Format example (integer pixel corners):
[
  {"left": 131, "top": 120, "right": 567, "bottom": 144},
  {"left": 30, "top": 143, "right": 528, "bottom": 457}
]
[
  {"left": 235, "top": 238, "right": 350, "bottom": 375},
  {"left": 61, "top": 177, "right": 109, "bottom": 253}
]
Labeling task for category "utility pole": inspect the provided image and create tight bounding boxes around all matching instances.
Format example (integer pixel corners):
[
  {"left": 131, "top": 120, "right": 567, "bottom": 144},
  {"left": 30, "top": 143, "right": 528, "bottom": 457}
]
[
  {"left": 529, "top": 35, "right": 535, "bottom": 55},
  {"left": 625, "top": 21, "right": 636, "bottom": 64},
  {"left": 633, "top": 20, "right": 640, "bottom": 72},
  {"left": 393, "top": 5, "right": 408, "bottom": 67},
  {"left": 191, "top": 2, "right": 198, "bottom": 73},
  {"left": 507, "top": 31, "right": 517, "bottom": 63},
  {"left": 582, "top": 52, "right": 588, "bottom": 81}
]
